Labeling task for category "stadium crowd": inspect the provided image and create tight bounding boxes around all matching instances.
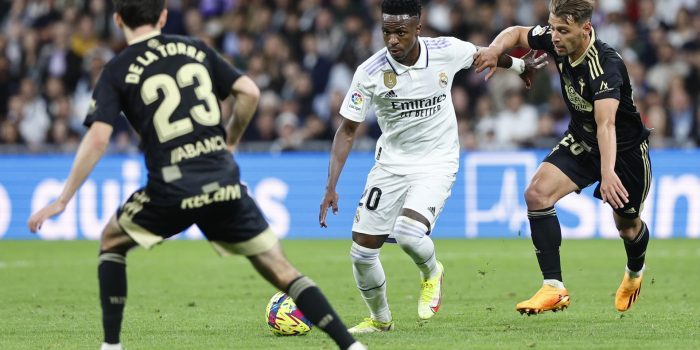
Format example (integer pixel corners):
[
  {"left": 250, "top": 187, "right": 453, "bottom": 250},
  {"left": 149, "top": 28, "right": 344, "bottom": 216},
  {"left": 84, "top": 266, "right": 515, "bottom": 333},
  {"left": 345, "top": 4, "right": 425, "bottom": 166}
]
[{"left": 0, "top": 0, "right": 698, "bottom": 153}]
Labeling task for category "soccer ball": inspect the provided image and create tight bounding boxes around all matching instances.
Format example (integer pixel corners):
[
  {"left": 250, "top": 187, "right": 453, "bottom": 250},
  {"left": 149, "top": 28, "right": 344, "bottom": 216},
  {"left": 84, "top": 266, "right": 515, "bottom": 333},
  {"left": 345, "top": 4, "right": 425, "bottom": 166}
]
[{"left": 265, "top": 291, "right": 313, "bottom": 336}]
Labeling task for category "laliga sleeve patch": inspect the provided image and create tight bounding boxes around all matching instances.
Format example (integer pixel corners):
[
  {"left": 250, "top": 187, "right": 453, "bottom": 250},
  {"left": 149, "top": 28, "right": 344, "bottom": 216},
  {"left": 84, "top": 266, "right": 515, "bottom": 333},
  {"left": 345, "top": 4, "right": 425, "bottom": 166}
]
[
  {"left": 532, "top": 25, "right": 549, "bottom": 36},
  {"left": 349, "top": 91, "right": 364, "bottom": 111}
]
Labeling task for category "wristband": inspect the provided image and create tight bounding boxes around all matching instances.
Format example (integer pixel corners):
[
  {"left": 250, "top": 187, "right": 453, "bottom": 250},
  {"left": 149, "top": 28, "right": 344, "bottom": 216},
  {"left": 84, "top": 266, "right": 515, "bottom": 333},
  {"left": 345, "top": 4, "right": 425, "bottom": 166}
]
[{"left": 508, "top": 57, "right": 525, "bottom": 74}]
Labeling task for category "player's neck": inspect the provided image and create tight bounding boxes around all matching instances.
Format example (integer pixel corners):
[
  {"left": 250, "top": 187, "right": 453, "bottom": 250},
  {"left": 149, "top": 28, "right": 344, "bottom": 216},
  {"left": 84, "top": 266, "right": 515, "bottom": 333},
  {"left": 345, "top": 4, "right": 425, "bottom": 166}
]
[
  {"left": 401, "top": 42, "right": 421, "bottom": 66},
  {"left": 124, "top": 25, "right": 161, "bottom": 45}
]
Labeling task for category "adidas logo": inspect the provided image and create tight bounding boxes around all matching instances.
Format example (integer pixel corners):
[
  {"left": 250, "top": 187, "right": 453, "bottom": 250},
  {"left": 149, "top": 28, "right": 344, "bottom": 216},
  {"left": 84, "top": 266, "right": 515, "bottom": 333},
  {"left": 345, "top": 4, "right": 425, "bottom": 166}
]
[
  {"left": 624, "top": 207, "right": 637, "bottom": 214},
  {"left": 428, "top": 206, "right": 436, "bottom": 216},
  {"left": 384, "top": 90, "right": 397, "bottom": 98}
]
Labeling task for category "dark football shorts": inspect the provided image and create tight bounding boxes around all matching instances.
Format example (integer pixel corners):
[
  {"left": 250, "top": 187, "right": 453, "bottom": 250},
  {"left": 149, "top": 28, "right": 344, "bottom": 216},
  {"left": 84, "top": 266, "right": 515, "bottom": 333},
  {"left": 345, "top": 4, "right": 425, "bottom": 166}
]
[
  {"left": 543, "top": 132, "right": 652, "bottom": 219},
  {"left": 116, "top": 183, "right": 277, "bottom": 256}
]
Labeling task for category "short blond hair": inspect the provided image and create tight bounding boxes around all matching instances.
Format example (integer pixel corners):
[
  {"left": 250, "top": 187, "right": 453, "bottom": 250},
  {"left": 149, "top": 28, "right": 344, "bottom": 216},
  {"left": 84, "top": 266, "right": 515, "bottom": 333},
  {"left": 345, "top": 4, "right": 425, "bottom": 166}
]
[{"left": 549, "top": 0, "right": 594, "bottom": 24}]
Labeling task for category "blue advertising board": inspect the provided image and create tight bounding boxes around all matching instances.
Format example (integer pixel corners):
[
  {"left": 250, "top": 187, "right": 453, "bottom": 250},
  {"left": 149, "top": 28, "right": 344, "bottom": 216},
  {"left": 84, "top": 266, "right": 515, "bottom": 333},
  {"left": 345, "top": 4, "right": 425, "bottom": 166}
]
[{"left": 0, "top": 150, "right": 698, "bottom": 240}]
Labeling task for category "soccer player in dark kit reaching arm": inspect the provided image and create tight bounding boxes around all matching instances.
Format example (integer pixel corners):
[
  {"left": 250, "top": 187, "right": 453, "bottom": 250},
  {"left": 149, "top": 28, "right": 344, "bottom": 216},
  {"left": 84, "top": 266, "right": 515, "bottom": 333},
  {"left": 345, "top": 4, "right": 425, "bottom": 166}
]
[{"left": 475, "top": 0, "right": 652, "bottom": 315}]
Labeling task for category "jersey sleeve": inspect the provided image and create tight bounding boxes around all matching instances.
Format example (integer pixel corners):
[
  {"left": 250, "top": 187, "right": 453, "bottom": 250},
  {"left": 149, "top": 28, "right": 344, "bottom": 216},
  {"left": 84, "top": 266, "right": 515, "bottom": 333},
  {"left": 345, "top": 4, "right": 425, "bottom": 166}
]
[
  {"left": 447, "top": 37, "right": 477, "bottom": 70},
  {"left": 83, "top": 65, "right": 122, "bottom": 128},
  {"left": 206, "top": 46, "right": 243, "bottom": 100},
  {"left": 527, "top": 25, "right": 556, "bottom": 55},
  {"left": 591, "top": 54, "right": 623, "bottom": 101},
  {"left": 339, "top": 69, "right": 374, "bottom": 122}
]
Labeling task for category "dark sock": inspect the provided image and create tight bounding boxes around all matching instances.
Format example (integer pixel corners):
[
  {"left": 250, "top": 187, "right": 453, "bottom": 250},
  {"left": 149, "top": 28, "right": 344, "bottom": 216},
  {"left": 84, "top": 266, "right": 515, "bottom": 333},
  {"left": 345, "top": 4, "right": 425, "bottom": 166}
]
[
  {"left": 528, "top": 207, "right": 563, "bottom": 282},
  {"left": 287, "top": 276, "right": 355, "bottom": 350},
  {"left": 98, "top": 252, "right": 127, "bottom": 344},
  {"left": 624, "top": 222, "right": 649, "bottom": 272}
]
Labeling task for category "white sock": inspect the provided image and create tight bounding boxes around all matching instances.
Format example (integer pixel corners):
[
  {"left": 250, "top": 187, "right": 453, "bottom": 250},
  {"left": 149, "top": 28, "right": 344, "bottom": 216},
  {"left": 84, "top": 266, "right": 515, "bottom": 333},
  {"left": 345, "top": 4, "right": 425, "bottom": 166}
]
[
  {"left": 350, "top": 243, "right": 391, "bottom": 322},
  {"left": 347, "top": 341, "right": 368, "bottom": 350},
  {"left": 100, "top": 343, "right": 122, "bottom": 350},
  {"left": 394, "top": 216, "right": 438, "bottom": 280},
  {"left": 543, "top": 279, "right": 565, "bottom": 289},
  {"left": 626, "top": 264, "right": 645, "bottom": 278}
]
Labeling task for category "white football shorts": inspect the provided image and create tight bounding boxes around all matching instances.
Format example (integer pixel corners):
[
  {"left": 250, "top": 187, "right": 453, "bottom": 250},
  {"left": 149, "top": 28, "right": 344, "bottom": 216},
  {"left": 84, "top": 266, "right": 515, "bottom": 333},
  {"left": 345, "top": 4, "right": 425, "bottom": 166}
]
[{"left": 351, "top": 165, "right": 456, "bottom": 236}]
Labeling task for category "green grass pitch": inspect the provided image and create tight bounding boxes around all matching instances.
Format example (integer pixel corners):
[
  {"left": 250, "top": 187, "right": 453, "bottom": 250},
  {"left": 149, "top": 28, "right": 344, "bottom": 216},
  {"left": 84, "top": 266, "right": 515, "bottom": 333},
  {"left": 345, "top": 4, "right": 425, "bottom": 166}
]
[{"left": 1, "top": 239, "right": 699, "bottom": 349}]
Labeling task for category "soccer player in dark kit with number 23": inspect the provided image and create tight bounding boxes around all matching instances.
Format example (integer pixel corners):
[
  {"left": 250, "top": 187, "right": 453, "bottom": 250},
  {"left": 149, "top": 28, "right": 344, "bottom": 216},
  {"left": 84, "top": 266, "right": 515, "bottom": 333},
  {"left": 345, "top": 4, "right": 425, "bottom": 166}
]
[{"left": 28, "top": 1, "right": 366, "bottom": 349}]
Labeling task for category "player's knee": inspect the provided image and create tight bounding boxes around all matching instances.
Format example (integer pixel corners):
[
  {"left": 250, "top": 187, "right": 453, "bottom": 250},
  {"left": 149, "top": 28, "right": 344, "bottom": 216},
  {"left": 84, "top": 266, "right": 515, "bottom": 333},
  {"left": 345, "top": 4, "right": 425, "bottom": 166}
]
[
  {"left": 100, "top": 217, "right": 136, "bottom": 254},
  {"left": 524, "top": 184, "right": 551, "bottom": 209},
  {"left": 350, "top": 242, "right": 379, "bottom": 267},
  {"left": 617, "top": 219, "right": 642, "bottom": 240},
  {"left": 100, "top": 234, "right": 136, "bottom": 255},
  {"left": 393, "top": 216, "right": 429, "bottom": 249}
]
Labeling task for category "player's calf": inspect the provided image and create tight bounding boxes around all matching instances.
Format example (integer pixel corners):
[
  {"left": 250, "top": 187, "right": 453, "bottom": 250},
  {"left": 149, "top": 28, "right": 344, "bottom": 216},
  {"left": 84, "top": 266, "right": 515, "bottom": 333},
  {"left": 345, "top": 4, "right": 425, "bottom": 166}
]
[
  {"left": 98, "top": 251, "right": 127, "bottom": 347},
  {"left": 285, "top": 276, "right": 358, "bottom": 349}
]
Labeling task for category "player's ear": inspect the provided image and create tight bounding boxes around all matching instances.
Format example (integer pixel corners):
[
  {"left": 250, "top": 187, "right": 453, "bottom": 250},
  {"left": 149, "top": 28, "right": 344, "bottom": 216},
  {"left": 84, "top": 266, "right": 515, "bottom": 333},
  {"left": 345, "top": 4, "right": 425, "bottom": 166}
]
[
  {"left": 158, "top": 9, "right": 168, "bottom": 29},
  {"left": 415, "top": 22, "right": 422, "bottom": 36},
  {"left": 581, "top": 21, "right": 592, "bottom": 37},
  {"left": 113, "top": 12, "right": 123, "bottom": 30}
]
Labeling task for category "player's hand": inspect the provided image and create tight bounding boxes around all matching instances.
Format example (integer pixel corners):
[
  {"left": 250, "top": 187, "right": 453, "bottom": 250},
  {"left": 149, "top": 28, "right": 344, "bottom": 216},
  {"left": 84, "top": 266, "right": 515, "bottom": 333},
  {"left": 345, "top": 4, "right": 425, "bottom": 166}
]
[
  {"left": 600, "top": 170, "right": 629, "bottom": 209},
  {"left": 319, "top": 189, "right": 339, "bottom": 228},
  {"left": 28, "top": 201, "right": 67, "bottom": 233},
  {"left": 473, "top": 46, "right": 502, "bottom": 81},
  {"left": 519, "top": 50, "right": 548, "bottom": 89}
]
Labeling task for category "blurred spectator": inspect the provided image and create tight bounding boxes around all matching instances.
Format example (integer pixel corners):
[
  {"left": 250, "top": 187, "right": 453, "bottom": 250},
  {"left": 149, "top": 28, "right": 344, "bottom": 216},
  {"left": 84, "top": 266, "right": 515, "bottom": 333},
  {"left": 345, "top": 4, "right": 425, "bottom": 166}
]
[
  {"left": 16, "top": 78, "right": 50, "bottom": 149},
  {"left": 426, "top": 0, "right": 453, "bottom": 34},
  {"left": 474, "top": 95, "right": 501, "bottom": 150},
  {"left": 271, "top": 111, "right": 302, "bottom": 152},
  {"left": 494, "top": 89, "right": 539, "bottom": 148},
  {"left": 71, "top": 13, "right": 99, "bottom": 57},
  {"left": 644, "top": 95, "right": 670, "bottom": 148},
  {"left": 0, "top": 0, "right": 698, "bottom": 153},
  {"left": 300, "top": 113, "right": 332, "bottom": 142},
  {"left": 666, "top": 84, "right": 696, "bottom": 147},
  {"left": 531, "top": 112, "right": 560, "bottom": 149},
  {"left": 0, "top": 55, "right": 11, "bottom": 115},
  {"left": 645, "top": 42, "right": 688, "bottom": 95},
  {"left": 0, "top": 119, "right": 22, "bottom": 145},
  {"left": 37, "top": 21, "right": 82, "bottom": 93}
]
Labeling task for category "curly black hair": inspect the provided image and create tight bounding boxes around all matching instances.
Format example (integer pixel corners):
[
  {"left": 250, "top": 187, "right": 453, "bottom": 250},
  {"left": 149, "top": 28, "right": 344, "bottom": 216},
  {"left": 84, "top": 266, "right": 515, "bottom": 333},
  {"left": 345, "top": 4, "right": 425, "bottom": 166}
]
[
  {"left": 113, "top": 0, "right": 165, "bottom": 28},
  {"left": 381, "top": 0, "right": 422, "bottom": 18}
]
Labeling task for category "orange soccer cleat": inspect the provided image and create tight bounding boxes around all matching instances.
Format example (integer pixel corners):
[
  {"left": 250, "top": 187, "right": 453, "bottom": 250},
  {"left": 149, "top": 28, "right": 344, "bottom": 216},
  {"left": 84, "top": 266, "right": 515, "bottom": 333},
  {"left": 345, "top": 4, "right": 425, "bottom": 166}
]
[
  {"left": 615, "top": 267, "right": 644, "bottom": 312},
  {"left": 516, "top": 284, "right": 570, "bottom": 315}
]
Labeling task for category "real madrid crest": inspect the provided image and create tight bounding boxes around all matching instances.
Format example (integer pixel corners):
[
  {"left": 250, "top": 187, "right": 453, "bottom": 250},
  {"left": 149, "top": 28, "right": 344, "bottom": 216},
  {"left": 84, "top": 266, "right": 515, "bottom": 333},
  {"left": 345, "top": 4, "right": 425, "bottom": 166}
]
[
  {"left": 383, "top": 71, "right": 397, "bottom": 89},
  {"left": 439, "top": 72, "right": 448, "bottom": 88}
]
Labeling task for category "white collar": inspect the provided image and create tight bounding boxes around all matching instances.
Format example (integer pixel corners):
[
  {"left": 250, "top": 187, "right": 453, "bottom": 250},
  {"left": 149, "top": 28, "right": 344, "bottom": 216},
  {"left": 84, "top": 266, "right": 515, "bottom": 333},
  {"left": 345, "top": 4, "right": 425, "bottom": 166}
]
[
  {"left": 385, "top": 37, "right": 428, "bottom": 74},
  {"left": 569, "top": 27, "right": 596, "bottom": 67},
  {"left": 128, "top": 30, "right": 161, "bottom": 46}
]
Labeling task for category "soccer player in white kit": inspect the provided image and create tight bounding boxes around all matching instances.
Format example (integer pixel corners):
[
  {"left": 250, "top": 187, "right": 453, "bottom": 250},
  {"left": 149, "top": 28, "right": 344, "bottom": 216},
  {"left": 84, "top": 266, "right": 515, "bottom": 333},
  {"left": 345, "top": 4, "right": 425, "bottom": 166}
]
[{"left": 319, "top": 0, "right": 545, "bottom": 333}]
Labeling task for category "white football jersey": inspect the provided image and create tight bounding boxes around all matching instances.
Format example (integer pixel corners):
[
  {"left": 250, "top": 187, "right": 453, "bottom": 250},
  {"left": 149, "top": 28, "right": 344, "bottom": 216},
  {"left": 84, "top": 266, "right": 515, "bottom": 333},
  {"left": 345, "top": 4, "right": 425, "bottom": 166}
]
[{"left": 340, "top": 37, "right": 477, "bottom": 175}]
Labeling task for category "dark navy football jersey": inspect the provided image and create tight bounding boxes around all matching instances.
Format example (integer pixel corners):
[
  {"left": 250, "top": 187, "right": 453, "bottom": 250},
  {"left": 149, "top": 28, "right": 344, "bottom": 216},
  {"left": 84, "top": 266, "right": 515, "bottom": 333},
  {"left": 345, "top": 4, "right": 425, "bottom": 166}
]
[
  {"left": 85, "top": 33, "right": 243, "bottom": 203},
  {"left": 527, "top": 26, "right": 649, "bottom": 153}
]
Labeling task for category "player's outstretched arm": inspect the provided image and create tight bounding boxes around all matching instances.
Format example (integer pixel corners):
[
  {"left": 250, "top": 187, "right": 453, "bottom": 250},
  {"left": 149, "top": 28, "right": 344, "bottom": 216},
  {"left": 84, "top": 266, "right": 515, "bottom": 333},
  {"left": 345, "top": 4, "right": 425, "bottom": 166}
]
[
  {"left": 28, "top": 122, "right": 113, "bottom": 232},
  {"left": 319, "top": 118, "right": 360, "bottom": 228},
  {"left": 474, "top": 26, "right": 533, "bottom": 81},
  {"left": 226, "top": 75, "right": 261, "bottom": 149}
]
